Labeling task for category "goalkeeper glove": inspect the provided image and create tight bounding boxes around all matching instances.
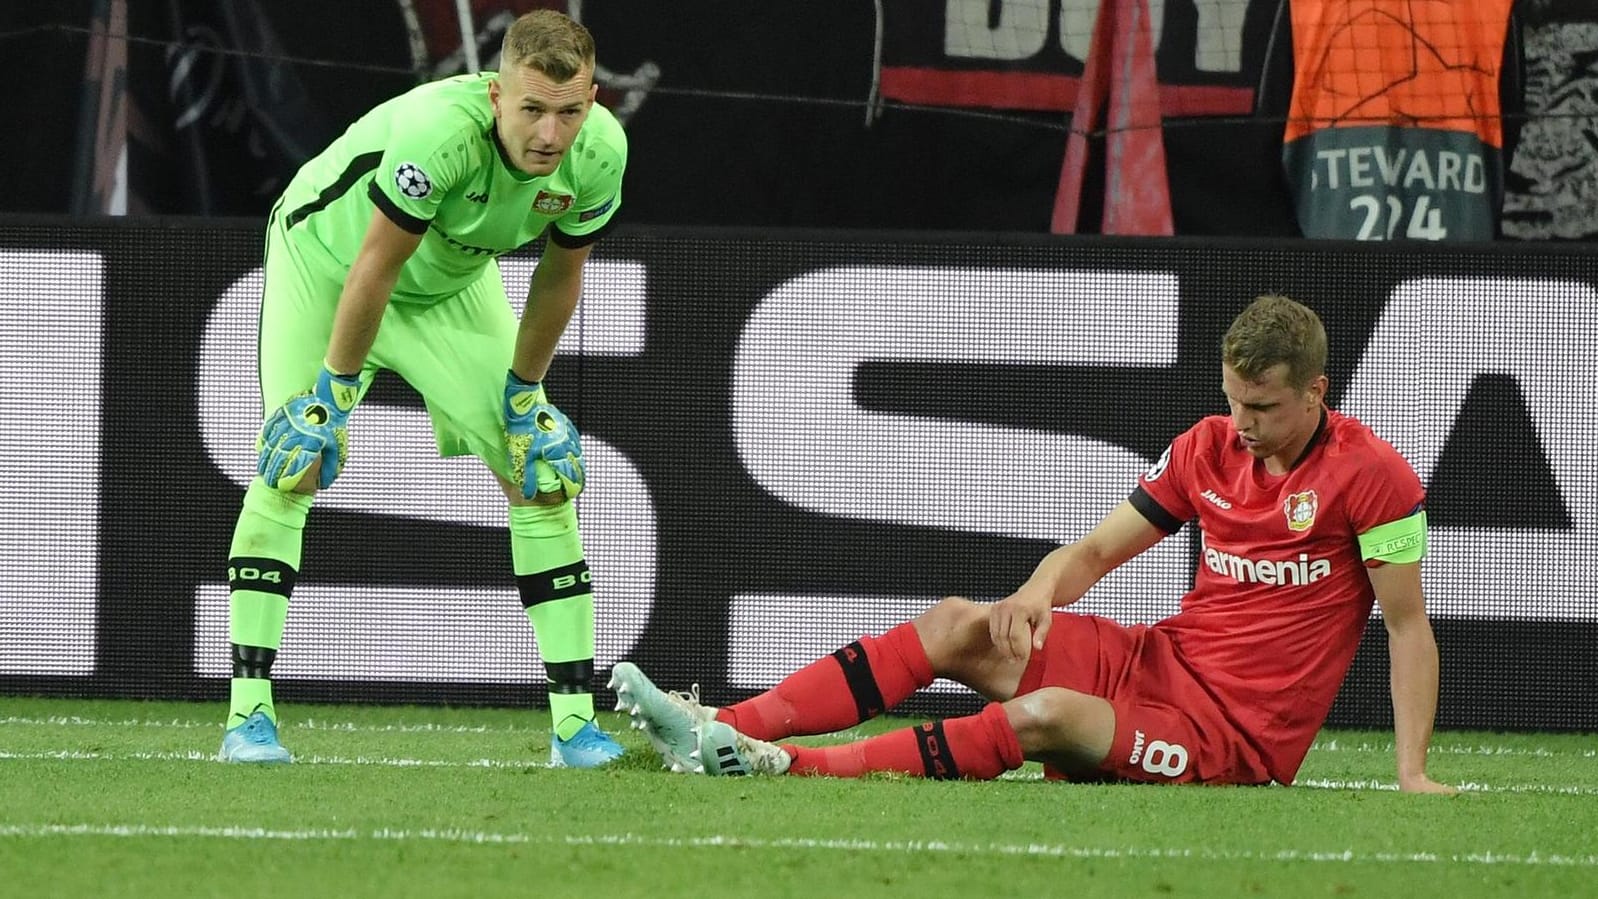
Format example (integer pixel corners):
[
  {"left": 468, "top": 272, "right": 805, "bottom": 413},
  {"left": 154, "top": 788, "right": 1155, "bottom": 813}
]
[
  {"left": 503, "top": 370, "right": 585, "bottom": 500},
  {"left": 256, "top": 362, "right": 361, "bottom": 491}
]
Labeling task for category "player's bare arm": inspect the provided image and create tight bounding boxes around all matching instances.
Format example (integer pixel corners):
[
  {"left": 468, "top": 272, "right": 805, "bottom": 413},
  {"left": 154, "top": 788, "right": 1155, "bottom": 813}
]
[
  {"left": 1370, "top": 560, "right": 1457, "bottom": 795},
  {"left": 279, "top": 209, "right": 423, "bottom": 495},
  {"left": 512, "top": 241, "right": 592, "bottom": 382},
  {"left": 989, "top": 500, "right": 1166, "bottom": 661},
  {"left": 326, "top": 209, "right": 424, "bottom": 374}
]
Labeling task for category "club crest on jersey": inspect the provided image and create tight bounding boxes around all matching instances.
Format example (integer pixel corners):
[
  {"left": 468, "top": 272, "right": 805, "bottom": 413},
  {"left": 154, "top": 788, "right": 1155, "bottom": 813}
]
[
  {"left": 1284, "top": 490, "right": 1318, "bottom": 532},
  {"left": 533, "top": 191, "right": 573, "bottom": 215},
  {"left": 394, "top": 162, "right": 432, "bottom": 199}
]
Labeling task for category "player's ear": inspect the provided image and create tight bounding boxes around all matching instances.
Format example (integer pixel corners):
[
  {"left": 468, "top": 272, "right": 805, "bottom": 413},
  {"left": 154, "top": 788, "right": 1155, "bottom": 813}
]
[
  {"left": 1308, "top": 374, "right": 1329, "bottom": 407},
  {"left": 488, "top": 78, "right": 502, "bottom": 114}
]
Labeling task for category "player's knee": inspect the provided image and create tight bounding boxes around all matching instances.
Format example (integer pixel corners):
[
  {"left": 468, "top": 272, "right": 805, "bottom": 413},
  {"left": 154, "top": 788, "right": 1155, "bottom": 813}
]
[
  {"left": 1004, "top": 687, "right": 1115, "bottom": 765},
  {"left": 914, "top": 596, "right": 991, "bottom": 667},
  {"left": 288, "top": 458, "right": 321, "bottom": 495},
  {"left": 914, "top": 596, "right": 982, "bottom": 637},
  {"left": 495, "top": 473, "right": 567, "bottom": 507},
  {"left": 1005, "top": 687, "right": 1074, "bottom": 736}
]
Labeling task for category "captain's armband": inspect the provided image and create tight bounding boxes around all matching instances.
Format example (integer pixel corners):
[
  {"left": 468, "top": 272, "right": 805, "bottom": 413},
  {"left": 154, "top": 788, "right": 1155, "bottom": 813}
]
[{"left": 1358, "top": 510, "right": 1427, "bottom": 564}]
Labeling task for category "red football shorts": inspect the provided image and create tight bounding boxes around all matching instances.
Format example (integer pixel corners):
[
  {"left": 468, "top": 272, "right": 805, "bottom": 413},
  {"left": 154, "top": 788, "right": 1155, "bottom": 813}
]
[{"left": 1015, "top": 612, "right": 1272, "bottom": 785}]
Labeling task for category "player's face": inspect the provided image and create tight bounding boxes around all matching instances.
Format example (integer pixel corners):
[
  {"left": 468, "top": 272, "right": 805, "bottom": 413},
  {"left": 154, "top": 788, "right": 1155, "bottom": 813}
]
[
  {"left": 1222, "top": 363, "right": 1327, "bottom": 466},
  {"left": 490, "top": 62, "right": 597, "bottom": 177}
]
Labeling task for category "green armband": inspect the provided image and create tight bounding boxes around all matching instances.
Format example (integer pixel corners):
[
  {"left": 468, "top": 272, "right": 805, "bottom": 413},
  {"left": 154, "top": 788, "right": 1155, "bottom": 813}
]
[{"left": 1358, "top": 510, "right": 1428, "bottom": 564}]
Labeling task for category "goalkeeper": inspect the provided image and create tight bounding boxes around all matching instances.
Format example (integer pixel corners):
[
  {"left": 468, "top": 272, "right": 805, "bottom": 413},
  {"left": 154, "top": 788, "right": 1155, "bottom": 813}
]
[{"left": 220, "top": 9, "right": 624, "bottom": 767}]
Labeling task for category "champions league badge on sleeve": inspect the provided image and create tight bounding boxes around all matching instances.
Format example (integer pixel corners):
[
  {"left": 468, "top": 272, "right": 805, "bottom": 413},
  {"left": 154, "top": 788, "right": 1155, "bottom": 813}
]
[
  {"left": 394, "top": 162, "right": 433, "bottom": 199},
  {"left": 1144, "top": 445, "right": 1172, "bottom": 482}
]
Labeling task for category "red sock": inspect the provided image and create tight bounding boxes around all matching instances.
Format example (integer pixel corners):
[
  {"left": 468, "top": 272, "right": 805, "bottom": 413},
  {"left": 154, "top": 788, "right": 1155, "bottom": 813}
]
[
  {"left": 719, "top": 622, "right": 933, "bottom": 740},
  {"left": 784, "top": 702, "right": 1024, "bottom": 779}
]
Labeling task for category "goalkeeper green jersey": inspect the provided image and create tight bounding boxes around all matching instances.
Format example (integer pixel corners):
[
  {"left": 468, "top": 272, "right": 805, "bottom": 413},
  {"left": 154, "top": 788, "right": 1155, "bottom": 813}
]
[{"left": 272, "top": 72, "right": 625, "bottom": 304}]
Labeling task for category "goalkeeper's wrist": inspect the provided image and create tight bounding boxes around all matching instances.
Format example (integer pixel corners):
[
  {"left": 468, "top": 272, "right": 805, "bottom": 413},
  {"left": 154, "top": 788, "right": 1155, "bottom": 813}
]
[
  {"left": 314, "top": 360, "right": 362, "bottom": 417},
  {"left": 506, "top": 368, "right": 540, "bottom": 389},
  {"left": 322, "top": 360, "right": 361, "bottom": 383}
]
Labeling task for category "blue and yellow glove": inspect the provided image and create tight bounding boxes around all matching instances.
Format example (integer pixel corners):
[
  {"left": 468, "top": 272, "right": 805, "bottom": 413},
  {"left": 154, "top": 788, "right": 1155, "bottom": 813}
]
[
  {"left": 503, "top": 370, "right": 585, "bottom": 500},
  {"left": 256, "top": 363, "right": 361, "bottom": 491}
]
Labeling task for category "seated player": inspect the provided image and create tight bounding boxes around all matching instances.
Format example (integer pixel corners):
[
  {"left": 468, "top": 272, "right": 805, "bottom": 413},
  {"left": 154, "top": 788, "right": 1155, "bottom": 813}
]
[{"left": 611, "top": 294, "right": 1457, "bottom": 793}]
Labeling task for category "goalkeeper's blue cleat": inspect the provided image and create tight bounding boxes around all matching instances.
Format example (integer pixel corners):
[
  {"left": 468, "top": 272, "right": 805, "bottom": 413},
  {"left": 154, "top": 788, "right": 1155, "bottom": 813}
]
[
  {"left": 549, "top": 719, "right": 624, "bottom": 768},
  {"left": 608, "top": 661, "right": 716, "bottom": 773},
  {"left": 218, "top": 711, "right": 292, "bottom": 764}
]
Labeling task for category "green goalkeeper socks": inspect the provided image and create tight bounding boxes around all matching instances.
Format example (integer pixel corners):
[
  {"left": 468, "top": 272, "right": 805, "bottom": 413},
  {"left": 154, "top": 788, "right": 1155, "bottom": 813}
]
[
  {"left": 225, "top": 479, "right": 311, "bottom": 727},
  {"left": 224, "top": 480, "right": 597, "bottom": 741},
  {"left": 509, "top": 501, "right": 597, "bottom": 741}
]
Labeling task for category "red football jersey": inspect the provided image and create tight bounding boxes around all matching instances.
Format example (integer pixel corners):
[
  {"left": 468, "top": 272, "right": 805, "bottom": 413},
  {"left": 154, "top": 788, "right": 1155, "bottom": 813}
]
[{"left": 1130, "top": 409, "right": 1425, "bottom": 783}]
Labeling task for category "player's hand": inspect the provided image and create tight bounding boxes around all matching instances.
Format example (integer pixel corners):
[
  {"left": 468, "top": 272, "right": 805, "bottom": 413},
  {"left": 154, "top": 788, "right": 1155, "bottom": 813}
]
[
  {"left": 256, "top": 363, "right": 361, "bottom": 491},
  {"left": 503, "top": 371, "right": 585, "bottom": 500},
  {"left": 988, "top": 586, "right": 1055, "bottom": 663},
  {"left": 1397, "top": 773, "right": 1460, "bottom": 795}
]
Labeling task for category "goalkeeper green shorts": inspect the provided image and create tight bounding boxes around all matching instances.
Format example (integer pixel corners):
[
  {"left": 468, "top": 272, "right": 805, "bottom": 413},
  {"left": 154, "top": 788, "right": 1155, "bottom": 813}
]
[{"left": 259, "top": 219, "right": 520, "bottom": 481}]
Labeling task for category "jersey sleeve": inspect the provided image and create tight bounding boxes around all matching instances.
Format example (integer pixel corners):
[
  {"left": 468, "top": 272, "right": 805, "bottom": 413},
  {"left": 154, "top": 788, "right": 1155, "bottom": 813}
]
[
  {"left": 1345, "top": 441, "right": 1428, "bottom": 565},
  {"left": 1130, "top": 424, "right": 1201, "bottom": 533},
  {"left": 365, "top": 97, "right": 474, "bottom": 234},
  {"left": 549, "top": 107, "right": 627, "bottom": 248}
]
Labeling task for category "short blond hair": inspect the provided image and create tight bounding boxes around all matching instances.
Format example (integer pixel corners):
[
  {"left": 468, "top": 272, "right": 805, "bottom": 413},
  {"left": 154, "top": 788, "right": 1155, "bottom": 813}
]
[
  {"left": 501, "top": 9, "right": 595, "bottom": 82},
  {"left": 1221, "top": 294, "right": 1327, "bottom": 389}
]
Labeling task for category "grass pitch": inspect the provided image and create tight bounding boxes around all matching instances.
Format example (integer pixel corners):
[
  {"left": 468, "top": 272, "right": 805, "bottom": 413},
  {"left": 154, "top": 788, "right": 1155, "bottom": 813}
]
[{"left": 0, "top": 697, "right": 1594, "bottom": 898}]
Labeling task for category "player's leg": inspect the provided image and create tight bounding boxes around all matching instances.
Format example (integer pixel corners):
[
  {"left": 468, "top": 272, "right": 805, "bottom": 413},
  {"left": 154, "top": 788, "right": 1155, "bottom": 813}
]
[
  {"left": 708, "top": 622, "right": 933, "bottom": 740},
  {"left": 221, "top": 223, "right": 358, "bottom": 763},
  {"left": 619, "top": 595, "right": 1014, "bottom": 768},
  {"left": 695, "top": 610, "right": 1129, "bottom": 779},
  {"left": 713, "top": 596, "right": 1023, "bottom": 739},
  {"left": 371, "top": 266, "right": 619, "bottom": 767},
  {"left": 696, "top": 688, "right": 1112, "bottom": 779},
  {"left": 498, "top": 476, "right": 621, "bottom": 766},
  {"left": 697, "top": 698, "right": 1031, "bottom": 779},
  {"left": 620, "top": 596, "right": 1024, "bottom": 770}
]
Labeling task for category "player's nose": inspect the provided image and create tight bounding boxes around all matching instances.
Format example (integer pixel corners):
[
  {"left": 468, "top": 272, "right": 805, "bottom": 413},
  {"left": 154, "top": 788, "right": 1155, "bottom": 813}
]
[{"left": 533, "top": 114, "right": 561, "bottom": 144}]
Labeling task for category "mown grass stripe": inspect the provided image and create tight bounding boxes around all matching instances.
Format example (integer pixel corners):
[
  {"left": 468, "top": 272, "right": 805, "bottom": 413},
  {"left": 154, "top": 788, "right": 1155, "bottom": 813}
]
[
  {"left": 1, "top": 822, "right": 1595, "bottom": 868},
  {"left": 0, "top": 715, "right": 535, "bottom": 735},
  {"left": 4, "top": 717, "right": 1593, "bottom": 761},
  {"left": 5, "top": 748, "right": 1597, "bottom": 797}
]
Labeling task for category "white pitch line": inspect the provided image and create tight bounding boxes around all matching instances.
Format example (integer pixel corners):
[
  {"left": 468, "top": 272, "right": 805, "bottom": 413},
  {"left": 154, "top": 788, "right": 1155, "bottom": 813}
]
[
  {"left": 4, "top": 748, "right": 1597, "bottom": 796},
  {"left": 0, "top": 749, "right": 537, "bottom": 770},
  {"left": 0, "top": 822, "right": 1594, "bottom": 868},
  {"left": 1310, "top": 739, "right": 1598, "bottom": 760},
  {"left": 1298, "top": 778, "right": 1598, "bottom": 797}
]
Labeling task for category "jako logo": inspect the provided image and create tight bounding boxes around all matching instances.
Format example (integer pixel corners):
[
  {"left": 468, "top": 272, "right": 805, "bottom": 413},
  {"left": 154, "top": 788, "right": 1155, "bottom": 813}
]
[
  {"left": 1203, "top": 537, "right": 1331, "bottom": 586},
  {"left": 1129, "top": 729, "right": 1147, "bottom": 766},
  {"left": 1200, "top": 489, "right": 1232, "bottom": 509}
]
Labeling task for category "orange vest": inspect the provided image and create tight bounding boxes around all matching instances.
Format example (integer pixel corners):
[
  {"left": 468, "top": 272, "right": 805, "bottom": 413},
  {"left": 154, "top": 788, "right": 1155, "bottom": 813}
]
[{"left": 1285, "top": 0, "right": 1513, "bottom": 146}]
